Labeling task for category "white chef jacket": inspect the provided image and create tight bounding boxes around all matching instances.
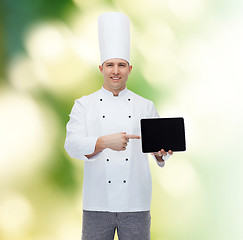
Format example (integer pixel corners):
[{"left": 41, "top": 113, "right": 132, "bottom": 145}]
[{"left": 64, "top": 87, "right": 167, "bottom": 212}]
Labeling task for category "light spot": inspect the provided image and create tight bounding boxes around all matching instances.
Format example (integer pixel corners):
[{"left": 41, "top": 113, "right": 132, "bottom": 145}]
[
  {"left": 0, "top": 192, "right": 34, "bottom": 236},
  {"left": 158, "top": 159, "right": 199, "bottom": 197},
  {"left": 0, "top": 89, "right": 58, "bottom": 183},
  {"left": 165, "top": 0, "right": 204, "bottom": 21}
]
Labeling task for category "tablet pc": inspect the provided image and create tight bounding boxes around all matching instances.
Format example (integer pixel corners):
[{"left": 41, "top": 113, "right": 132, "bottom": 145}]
[{"left": 141, "top": 117, "right": 186, "bottom": 153}]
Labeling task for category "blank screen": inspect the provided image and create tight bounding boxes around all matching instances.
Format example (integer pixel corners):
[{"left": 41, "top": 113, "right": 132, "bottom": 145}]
[{"left": 141, "top": 117, "right": 186, "bottom": 153}]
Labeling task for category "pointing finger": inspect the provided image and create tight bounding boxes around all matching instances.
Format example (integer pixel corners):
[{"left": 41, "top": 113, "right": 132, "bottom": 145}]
[{"left": 125, "top": 134, "right": 141, "bottom": 139}]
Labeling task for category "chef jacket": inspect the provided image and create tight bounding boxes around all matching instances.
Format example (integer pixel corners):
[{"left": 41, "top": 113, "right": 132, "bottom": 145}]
[{"left": 64, "top": 87, "right": 166, "bottom": 212}]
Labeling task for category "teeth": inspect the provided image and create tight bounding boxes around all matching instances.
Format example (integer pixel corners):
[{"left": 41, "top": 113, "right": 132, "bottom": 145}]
[{"left": 112, "top": 78, "right": 119, "bottom": 79}]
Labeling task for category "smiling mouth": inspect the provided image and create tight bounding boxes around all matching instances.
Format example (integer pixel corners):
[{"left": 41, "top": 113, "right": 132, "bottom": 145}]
[{"left": 111, "top": 77, "right": 121, "bottom": 80}]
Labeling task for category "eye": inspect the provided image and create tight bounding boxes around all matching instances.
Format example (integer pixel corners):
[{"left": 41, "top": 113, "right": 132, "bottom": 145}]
[{"left": 119, "top": 64, "right": 126, "bottom": 67}]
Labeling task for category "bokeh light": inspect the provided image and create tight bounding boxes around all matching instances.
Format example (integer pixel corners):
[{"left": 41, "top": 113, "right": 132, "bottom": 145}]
[
  {"left": 0, "top": 89, "right": 58, "bottom": 183},
  {"left": 0, "top": 192, "right": 34, "bottom": 238}
]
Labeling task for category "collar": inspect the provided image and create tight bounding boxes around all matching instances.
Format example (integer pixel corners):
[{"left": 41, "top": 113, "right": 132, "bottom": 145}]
[{"left": 101, "top": 86, "right": 128, "bottom": 97}]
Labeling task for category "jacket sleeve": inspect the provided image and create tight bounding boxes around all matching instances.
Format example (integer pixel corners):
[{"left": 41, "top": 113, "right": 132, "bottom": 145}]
[
  {"left": 64, "top": 98, "right": 98, "bottom": 161},
  {"left": 147, "top": 101, "right": 170, "bottom": 167}
]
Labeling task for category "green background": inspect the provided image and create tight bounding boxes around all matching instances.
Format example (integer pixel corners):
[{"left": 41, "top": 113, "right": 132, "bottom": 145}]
[{"left": 1, "top": 0, "right": 243, "bottom": 239}]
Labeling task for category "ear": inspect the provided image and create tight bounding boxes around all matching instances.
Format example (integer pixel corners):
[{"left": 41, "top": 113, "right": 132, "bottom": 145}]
[
  {"left": 128, "top": 65, "right": 132, "bottom": 74},
  {"left": 99, "top": 65, "right": 103, "bottom": 73}
]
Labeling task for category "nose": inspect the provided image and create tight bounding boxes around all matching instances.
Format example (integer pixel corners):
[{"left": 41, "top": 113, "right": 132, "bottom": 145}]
[{"left": 113, "top": 65, "right": 119, "bottom": 75}]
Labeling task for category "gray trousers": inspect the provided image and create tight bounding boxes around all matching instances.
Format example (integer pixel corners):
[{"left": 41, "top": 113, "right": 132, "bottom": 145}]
[{"left": 82, "top": 210, "right": 151, "bottom": 240}]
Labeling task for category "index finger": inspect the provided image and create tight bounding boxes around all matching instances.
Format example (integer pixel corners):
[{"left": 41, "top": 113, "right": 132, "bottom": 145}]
[{"left": 125, "top": 134, "right": 141, "bottom": 139}]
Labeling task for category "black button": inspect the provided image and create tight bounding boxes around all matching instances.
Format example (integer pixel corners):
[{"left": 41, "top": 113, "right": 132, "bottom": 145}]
[
  {"left": 128, "top": 98, "right": 131, "bottom": 101},
  {"left": 129, "top": 116, "right": 131, "bottom": 118},
  {"left": 126, "top": 158, "right": 128, "bottom": 161},
  {"left": 102, "top": 116, "right": 105, "bottom": 118},
  {"left": 107, "top": 159, "right": 109, "bottom": 162},
  {"left": 108, "top": 181, "right": 111, "bottom": 183},
  {"left": 123, "top": 180, "right": 126, "bottom": 183},
  {"left": 100, "top": 99, "right": 103, "bottom": 101}
]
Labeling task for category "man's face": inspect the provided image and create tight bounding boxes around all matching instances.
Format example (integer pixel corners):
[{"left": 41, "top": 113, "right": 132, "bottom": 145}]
[{"left": 99, "top": 58, "right": 132, "bottom": 95}]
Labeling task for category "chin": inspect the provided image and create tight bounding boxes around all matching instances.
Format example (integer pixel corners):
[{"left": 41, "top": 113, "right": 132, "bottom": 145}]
[{"left": 110, "top": 82, "right": 122, "bottom": 88}]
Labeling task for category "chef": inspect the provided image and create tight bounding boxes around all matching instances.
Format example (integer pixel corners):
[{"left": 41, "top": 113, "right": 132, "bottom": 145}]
[{"left": 65, "top": 12, "right": 173, "bottom": 240}]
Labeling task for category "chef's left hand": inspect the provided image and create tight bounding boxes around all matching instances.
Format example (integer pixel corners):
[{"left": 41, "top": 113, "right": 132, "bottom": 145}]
[{"left": 151, "top": 149, "right": 173, "bottom": 158}]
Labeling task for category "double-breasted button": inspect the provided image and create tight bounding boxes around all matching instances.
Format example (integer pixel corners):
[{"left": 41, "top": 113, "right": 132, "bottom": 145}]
[
  {"left": 100, "top": 99, "right": 103, "bottom": 101},
  {"left": 128, "top": 98, "right": 131, "bottom": 101},
  {"left": 102, "top": 116, "right": 105, "bottom": 118},
  {"left": 108, "top": 181, "right": 111, "bottom": 183},
  {"left": 126, "top": 158, "right": 128, "bottom": 161},
  {"left": 107, "top": 159, "right": 109, "bottom": 162},
  {"left": 123, "top": 180, "right": 126, "bottom": 183},
  {"left": 129, "top": 116, "right": 131, "bottom": 118}
]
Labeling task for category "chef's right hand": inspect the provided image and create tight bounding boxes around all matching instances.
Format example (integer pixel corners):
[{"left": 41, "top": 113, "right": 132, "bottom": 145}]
[{"left": 101, "top": 132, "right": 140, "bottom": 151}]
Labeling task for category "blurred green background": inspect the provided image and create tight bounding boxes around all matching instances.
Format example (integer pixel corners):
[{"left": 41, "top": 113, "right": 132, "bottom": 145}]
[{"left": 1, "top": 0, "right": 243, "bottom": 239}]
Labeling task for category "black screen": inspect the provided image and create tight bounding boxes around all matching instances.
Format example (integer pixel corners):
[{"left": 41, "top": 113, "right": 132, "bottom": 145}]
[{"left": 141, "top": 117, "right": 186, "bottom": 153}]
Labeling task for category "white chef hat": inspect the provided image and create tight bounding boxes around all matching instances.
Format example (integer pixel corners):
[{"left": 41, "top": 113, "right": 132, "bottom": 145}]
[{"left": 98, "top": 12, "right": 130, "bottom": 65}]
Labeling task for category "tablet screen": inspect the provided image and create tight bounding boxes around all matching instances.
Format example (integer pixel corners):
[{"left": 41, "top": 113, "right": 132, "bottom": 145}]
[{"left": 141, "top": 117, "right": 186, "bottom": 153}]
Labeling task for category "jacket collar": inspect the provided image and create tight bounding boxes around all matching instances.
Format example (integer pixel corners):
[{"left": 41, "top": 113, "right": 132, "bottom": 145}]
[{"left": 101, "top": 86, "right": 128, "bottom": 97}]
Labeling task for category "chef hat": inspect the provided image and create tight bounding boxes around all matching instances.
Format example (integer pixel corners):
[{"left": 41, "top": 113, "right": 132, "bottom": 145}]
[{"left": 98, "top": 12, "right": 130, "bottom": 65}]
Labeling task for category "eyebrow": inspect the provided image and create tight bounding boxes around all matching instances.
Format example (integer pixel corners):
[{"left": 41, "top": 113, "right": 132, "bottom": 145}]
[{"left": 105, "top": 62, "right": 127, "bottom": 65}]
